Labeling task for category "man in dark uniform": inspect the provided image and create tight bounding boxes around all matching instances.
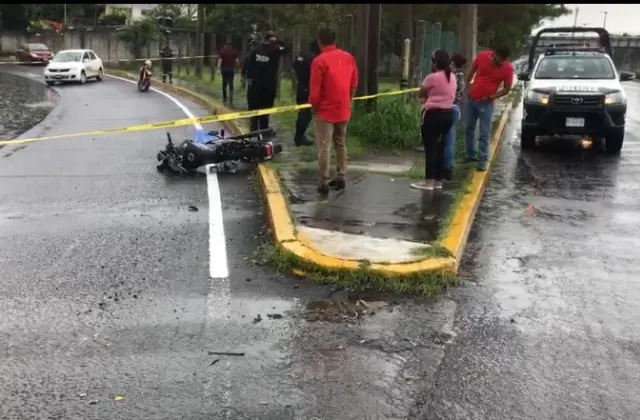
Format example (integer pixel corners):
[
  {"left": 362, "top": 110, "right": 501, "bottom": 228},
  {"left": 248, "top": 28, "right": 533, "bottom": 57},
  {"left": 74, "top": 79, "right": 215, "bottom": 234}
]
[
  {"left": 160, "top": 43, "right": 174, "bottom": 84},
  {"left": 292, "top": 39, "right": 320, "bottom": 146},
  {"left": 243, "top": 30, "right": 288, "bottom": 137}
]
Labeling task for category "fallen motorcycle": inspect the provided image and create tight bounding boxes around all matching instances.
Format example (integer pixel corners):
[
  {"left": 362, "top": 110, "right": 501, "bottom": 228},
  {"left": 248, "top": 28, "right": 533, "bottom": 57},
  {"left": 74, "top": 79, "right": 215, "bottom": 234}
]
[
  {"left": 156, "top": 128, "right": 283, "bottom": 175},
  {"left": 138, "top": 68, "right": 151, "bottom": 92}
]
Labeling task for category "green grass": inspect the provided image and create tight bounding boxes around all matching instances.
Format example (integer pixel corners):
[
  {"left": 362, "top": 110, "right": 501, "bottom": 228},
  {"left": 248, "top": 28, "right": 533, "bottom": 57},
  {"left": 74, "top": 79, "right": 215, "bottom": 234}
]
[{"left": 254, "top": 242, "right": 459, "bottom": 296}]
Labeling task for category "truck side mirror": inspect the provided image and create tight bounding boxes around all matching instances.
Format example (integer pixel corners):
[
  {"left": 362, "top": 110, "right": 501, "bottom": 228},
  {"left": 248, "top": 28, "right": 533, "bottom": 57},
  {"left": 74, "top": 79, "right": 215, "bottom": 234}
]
[{"left": 619, "top": 71, "right": 634, "bottom": 82}]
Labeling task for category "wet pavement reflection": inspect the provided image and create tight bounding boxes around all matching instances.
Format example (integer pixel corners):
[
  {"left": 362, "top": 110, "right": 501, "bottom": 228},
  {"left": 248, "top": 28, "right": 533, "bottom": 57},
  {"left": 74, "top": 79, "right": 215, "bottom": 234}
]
[
  {"left": 7, "top": 63, "right": 640, "bottom": 419},
  {"left": 0, "top": 71, "right": 57, "bottom": 143},
  {"left": 0, "top": 65, "right": 458, "bottom": 420},
  {"left": 418, "top": 85, "right": 640, "bottom": 419},
  {"left": 280, "top": 167, "right": 461, "bottom": 242}
]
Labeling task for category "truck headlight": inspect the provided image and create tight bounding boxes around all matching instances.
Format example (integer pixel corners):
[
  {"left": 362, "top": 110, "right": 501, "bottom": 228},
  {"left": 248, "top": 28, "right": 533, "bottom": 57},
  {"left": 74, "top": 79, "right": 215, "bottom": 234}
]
[
  {"left": 605, "top": 91, "right": 626, "bottom": 105},
  {"left": 525, "top": 90, "right": 550, "bottom": 105}
]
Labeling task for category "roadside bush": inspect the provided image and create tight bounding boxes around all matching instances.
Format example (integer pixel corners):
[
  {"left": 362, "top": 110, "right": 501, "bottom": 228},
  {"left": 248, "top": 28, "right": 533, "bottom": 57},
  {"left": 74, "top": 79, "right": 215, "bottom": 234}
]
[
  {"left": 348, "top": 96, "right": 421, "bottom": 150},
  {"left": 118, "top": 18, "right": 161, "bottom": 58}
]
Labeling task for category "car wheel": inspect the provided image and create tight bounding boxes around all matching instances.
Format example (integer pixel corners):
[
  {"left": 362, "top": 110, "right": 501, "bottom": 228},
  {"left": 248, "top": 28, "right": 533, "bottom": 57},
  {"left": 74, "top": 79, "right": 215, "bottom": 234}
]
[
  {"left": 604, "top": 128, "right": 624, "bottom": 154},
  {"left": 96, "top": 68, "right": 104, "bottom": 81},
  {"left": 520, "top": 125, "right": 537, "bottom": 150},
  {"left": 80, "top": 71, "right": 87, "bottom": 84}
]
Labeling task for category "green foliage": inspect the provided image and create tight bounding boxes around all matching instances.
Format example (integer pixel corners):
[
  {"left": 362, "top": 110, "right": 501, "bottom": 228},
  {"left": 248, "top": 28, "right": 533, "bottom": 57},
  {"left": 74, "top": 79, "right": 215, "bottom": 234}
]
[
  {"left": 98, "top": 9, "right": 128, "bottom": 26},
  {"left": 348, "top": 96, "right": 421, "bottom": 150},
  {"left": 147, "top": 4, "right": 196, "bottom": 30},
  {"left": 478, "top": 4, "right": 570, "bottom": 52},
  {"left": 118, "top": 18, "right": 161, "bottom": 59}
]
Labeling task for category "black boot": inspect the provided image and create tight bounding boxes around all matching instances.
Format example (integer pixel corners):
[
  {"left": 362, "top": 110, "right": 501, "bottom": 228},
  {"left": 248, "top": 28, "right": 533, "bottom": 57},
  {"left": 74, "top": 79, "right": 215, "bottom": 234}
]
[{"left": 294, "top": 136, "right": 313, "bottom": 146}]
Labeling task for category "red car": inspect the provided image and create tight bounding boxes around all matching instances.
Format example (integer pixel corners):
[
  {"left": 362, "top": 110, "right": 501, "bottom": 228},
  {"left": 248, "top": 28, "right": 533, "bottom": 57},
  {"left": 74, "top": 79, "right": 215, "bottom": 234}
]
[{"left": 16, "top": 43, "right": 54, "bottom": 64}]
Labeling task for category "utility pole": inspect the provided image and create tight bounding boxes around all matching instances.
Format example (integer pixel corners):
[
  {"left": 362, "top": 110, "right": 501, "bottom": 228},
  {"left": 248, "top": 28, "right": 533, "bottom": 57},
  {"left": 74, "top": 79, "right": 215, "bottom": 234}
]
[
  {"left": 367, "top": 4, "right": 381, "bottom": 112},
  {"left": 402, "top": 4, "right": 413, "bottom": 84},
  {"left": 63, "top": 4, "right": 67, "bottom": 26},
  {"left": 601, "top": 11, "right": 608, "bottom": 29},
  {"left": 458, "top": 4, "right": 477, "bottom": 120},
  {"left": 195, "top": 4, "right": 204, "bottom": 78},
  {"left": 355, "top": 4, "right": 370, "bottom": 97}
]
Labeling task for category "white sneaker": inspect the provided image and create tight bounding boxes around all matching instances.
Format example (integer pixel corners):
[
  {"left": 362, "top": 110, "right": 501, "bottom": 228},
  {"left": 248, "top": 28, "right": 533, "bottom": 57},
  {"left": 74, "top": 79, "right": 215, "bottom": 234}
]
[{"left": 410, "top": 179, "right": 435, "bottom": 191}]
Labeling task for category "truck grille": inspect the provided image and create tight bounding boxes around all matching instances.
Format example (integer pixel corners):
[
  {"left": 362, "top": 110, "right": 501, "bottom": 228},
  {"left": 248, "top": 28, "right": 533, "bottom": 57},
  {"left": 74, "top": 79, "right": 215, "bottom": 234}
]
[{"left": 552, "top": 94, "right": 603, "bottom": 108}]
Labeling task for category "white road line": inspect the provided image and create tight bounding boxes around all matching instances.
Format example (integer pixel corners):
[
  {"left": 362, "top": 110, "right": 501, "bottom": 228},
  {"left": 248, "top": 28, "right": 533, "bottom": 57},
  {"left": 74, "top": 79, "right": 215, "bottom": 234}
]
[
  {"left": 106, "top": 73, "right": 233, "bottom": 415},
  {"left": 105, "top": 74, "right": 229, "bottom": 278}
]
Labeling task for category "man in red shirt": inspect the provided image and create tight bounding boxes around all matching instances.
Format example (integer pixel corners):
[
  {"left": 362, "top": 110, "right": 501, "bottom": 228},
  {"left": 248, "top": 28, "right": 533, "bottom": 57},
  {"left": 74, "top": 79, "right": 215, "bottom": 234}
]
[
  {"left": 309, "top": 27, "right": 358, "bottom": 195},
  {"left": 464, "top": 45, "right": 514, "bottom": 171},
  {"left": 218, "top": 39, "right": 239, "bottom": 105}
]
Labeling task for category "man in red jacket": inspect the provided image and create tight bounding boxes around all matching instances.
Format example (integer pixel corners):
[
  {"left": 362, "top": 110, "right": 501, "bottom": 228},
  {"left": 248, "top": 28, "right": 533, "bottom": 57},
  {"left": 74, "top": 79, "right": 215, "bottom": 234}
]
[
  {"left": 464, "top": 45, "right": 513, "bottom": 171},
  {"left": 309, "top": 27, "right": 358, "bottom": 195}
]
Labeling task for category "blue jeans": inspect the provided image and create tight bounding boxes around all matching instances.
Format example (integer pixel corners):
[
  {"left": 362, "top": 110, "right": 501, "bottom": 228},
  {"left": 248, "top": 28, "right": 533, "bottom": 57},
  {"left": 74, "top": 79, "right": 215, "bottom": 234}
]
[
  {"left": 444, "top": 104, "right": 461, "bottom": 170},
  {"left": 464, "top": 99, "right": 494, "bottom": 164}
]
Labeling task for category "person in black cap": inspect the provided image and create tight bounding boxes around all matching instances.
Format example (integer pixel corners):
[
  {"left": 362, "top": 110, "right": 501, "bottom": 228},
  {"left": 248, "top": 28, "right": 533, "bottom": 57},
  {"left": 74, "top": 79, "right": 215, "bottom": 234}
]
[
  {"left": 292, "top": 39, "right": 320, "bottom": 146},
  {"left": 243, "top": 30, "right": 288, "bottom": 136}
]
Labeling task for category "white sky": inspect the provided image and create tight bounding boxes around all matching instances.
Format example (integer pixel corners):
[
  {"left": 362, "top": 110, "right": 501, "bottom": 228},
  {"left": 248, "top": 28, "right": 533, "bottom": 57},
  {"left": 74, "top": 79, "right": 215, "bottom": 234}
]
[{"left": 535, "top": 4, "right": 639, "bottom": 35}]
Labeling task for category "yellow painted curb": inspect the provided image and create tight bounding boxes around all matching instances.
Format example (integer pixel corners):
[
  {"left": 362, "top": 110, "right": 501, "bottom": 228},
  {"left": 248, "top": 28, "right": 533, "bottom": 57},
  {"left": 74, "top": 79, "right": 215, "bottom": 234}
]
[
  {"left": 126, "top": 67, "right": 517, "bottom": 278},
  {"left": 440, "top": 100, "right": 514, "bottom": 268},
  {"left": 255, "top": 98, "right": 516, "bottom": 278}
]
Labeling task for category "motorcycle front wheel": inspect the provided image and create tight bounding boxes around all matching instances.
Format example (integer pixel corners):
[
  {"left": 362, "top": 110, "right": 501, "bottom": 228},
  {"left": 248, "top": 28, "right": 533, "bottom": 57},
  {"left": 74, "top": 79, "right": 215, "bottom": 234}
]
[{"left": 138, "top": 79, "right": 151, "bottom": 92}]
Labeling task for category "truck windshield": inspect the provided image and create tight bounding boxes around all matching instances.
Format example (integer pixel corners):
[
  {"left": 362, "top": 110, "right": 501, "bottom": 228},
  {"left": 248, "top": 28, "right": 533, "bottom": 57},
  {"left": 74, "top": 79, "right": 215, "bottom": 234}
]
[{"left": 534, "top": 56, "right": 616, "bottom": 80}]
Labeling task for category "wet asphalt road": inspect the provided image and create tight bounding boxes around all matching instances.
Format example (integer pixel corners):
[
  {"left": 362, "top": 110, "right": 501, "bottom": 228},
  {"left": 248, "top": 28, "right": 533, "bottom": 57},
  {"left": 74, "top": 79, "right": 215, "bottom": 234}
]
[
  {"left": 418, "top": 83, "right": 640, "bottom": 420},
  {"left": 3, "top": 64, "right": 640, "bottom": 420},
  {"left": 0, "top": 65, "right": 455, "bottom": 420}
]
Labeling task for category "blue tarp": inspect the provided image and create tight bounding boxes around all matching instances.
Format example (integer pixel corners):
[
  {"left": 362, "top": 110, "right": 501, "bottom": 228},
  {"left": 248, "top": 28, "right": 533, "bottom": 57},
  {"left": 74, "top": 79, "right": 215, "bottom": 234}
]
[{"left": 193, "top": 128, "right": 220, "bottom": 145}]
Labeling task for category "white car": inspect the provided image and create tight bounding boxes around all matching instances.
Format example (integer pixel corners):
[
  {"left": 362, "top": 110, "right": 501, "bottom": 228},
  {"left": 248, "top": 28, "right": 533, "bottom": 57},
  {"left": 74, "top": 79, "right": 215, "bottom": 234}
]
[{"left": 44, "top": 49, "right": 104, "bottom": 85}]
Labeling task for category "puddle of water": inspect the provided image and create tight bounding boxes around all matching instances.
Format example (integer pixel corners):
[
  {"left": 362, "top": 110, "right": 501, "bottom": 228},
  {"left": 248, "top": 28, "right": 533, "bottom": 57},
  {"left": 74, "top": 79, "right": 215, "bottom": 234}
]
[{"left": 0, "top": 71, "right": 58, "bottom": 143}]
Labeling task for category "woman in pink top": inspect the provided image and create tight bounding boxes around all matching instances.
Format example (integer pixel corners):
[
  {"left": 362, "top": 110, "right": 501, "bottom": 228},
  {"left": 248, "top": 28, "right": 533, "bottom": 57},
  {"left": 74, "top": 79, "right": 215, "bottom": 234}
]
[{"left": 412, "top": 49, "right": 457, "bottom": 191}]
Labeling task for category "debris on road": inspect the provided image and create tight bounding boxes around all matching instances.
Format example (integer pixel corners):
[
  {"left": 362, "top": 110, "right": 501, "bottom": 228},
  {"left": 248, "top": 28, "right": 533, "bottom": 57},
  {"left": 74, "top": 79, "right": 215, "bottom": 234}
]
[
  {"left": 207, "top": 351, "right": 246, "bottom": 357},
  {"left": 188, "top": 205, "right": 199, "bottom": 212}
]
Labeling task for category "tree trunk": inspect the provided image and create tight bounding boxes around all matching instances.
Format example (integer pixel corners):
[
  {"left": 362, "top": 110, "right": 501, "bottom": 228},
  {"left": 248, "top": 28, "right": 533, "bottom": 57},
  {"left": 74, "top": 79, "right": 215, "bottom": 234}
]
[{"left": 195, "top": 4, "right": 205, "bottom": 78}]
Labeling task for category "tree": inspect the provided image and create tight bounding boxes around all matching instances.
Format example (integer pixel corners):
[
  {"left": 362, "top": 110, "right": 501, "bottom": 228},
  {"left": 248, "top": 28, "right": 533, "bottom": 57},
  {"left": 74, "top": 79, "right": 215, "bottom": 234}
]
[
  {"left": 118, "top": 17, "right": 161, "bottom": 58},
  {"left": 477, "top": 4, "right": 570, "bottom": 51}
]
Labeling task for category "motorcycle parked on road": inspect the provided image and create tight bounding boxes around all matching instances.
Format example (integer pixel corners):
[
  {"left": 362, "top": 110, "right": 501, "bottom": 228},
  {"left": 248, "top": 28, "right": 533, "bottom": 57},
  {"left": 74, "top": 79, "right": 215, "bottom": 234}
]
[{"left": 138, "top": 64, "right": 152, "bottom": 92}]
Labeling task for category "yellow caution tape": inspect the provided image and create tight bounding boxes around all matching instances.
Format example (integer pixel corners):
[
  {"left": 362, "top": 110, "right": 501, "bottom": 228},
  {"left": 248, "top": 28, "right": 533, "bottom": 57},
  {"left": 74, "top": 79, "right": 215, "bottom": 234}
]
[
  {"left": 0, "top": 54, "right": 220, "bottom": 66},
  {"left": 0, "top": 87, "right": 419, "bottom": 147}
]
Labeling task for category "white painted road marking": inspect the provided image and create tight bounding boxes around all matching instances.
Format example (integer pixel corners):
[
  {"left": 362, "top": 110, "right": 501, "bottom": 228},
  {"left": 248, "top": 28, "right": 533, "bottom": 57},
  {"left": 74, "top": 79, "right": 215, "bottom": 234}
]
[
  {"left": 106, "top": 73, "right": 229, "bottom": 278},
  {"left": 106, "top": 73, "right": 232, "bottom": 415}
]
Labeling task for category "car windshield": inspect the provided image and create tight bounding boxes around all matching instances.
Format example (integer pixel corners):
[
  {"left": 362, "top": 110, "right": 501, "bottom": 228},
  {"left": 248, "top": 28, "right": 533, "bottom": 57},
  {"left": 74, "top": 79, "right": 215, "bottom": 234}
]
[
  {"left": 28, "top": 43, "right": 49, "bottom": 51},
  {"left": 52, "top": 51, "right": 83, "bottom": 63},
  {"left": 534, "top": 56, "right": 616, "bottom": 80}
]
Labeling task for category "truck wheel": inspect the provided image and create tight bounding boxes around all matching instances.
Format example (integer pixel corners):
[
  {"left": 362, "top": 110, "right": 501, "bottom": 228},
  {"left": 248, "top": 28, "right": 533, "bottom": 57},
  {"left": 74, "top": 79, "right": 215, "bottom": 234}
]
[
  {"left": 520, "top": 126, "right": 537, "bottom": 150},
  {"left": 605, "top": 129, "right": 624, "bottom": 154}
]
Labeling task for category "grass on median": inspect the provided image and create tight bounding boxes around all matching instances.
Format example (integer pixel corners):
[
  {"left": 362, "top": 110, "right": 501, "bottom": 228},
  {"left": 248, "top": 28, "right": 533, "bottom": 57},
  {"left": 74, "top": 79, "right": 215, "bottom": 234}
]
[{"left": 253, "top": 240, "right": 460, "bottom": 296}]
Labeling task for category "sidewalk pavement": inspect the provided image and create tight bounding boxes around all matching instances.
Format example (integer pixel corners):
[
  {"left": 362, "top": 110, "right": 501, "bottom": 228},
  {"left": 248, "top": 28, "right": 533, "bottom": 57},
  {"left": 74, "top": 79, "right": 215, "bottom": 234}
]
[{"left": 275, "top": 98, "right": 511, "bottom": 266}]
